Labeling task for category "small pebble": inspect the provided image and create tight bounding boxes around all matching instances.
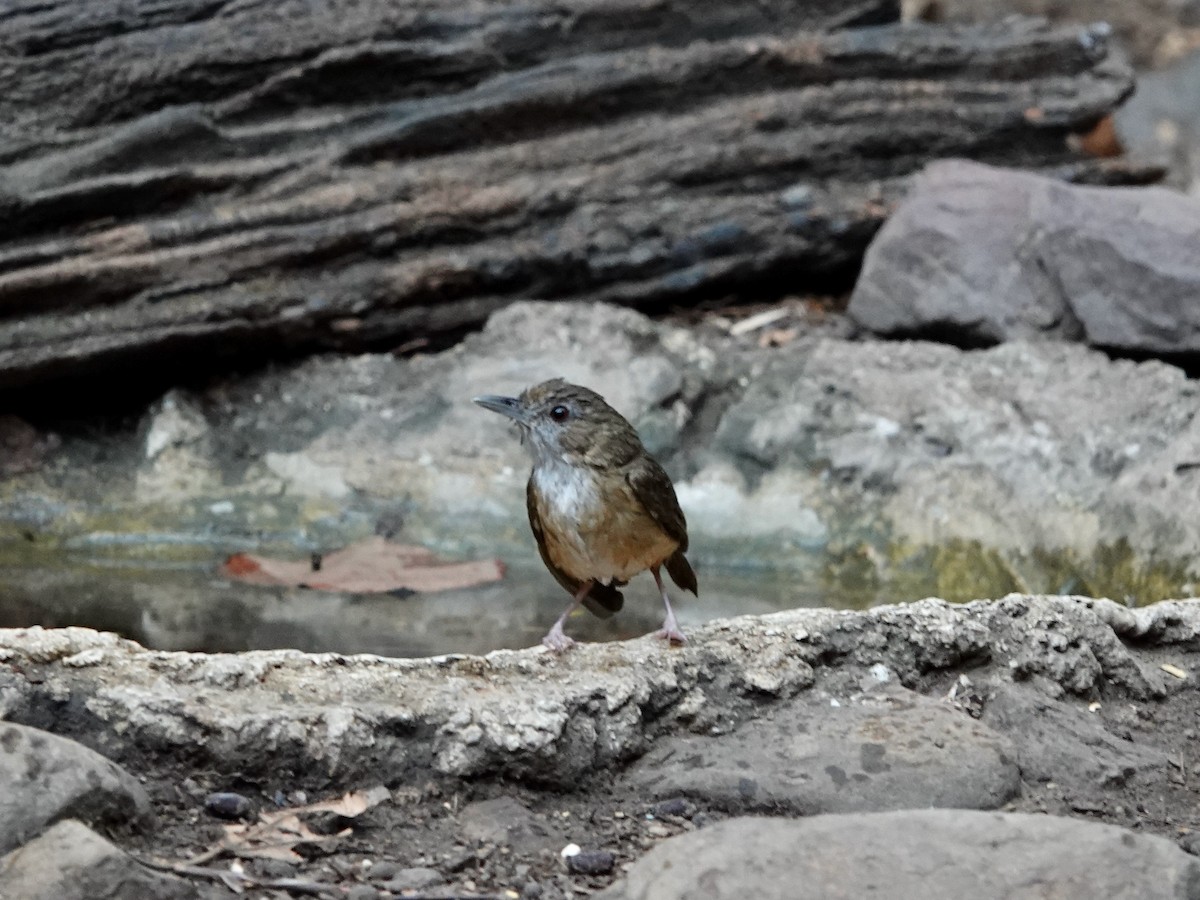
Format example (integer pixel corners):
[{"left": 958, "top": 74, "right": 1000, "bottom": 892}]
[
  {"left": 204, "top": 791, "right": 252, "bottom": 820},
  {"left": 521, "top": 881, "right": 545, "bottom": 899},
  {"left": 650, "top": 798, "right": 695, "bottom": 819},
  {"left": 254, "top": 858, "right": 300, "bottom": 879},
  {"left": 567, "top": 850, "right": 616, "bottom": 876},
  {"left": 346, "top": 886, "right": 379, "bottom": 900},
  {"left": 383, "top": 867, "right": 443, "bottom": 891},
  {"left": 366, "top": 861, "right": 399, "bottom": 881},
  {"left": 779, "top": 184, "right": 814, "bottom": 209}
]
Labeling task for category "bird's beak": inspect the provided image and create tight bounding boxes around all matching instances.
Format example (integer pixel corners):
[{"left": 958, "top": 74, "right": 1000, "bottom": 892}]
[{"left": 472, "top": 394, "right": 528, "bottom": 423}]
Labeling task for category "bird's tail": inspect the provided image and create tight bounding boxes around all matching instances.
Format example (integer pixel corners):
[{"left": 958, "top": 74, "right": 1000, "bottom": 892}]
[{"left": 666, "top": 550, "right": 698, "bottom": 596}]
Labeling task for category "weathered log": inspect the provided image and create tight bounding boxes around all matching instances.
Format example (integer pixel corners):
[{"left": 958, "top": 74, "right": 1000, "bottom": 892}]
[{"left": 0, "top": 1, "right": 1146, "bottom": 391}]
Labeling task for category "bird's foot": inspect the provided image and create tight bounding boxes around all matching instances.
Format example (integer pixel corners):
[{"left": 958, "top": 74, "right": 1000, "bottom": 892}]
[
  {"left": 541, "top": 625, "right": 576, "bottom": 653},
  {"left": 654, "top": 625, "right": 687, "bottom": 645}
]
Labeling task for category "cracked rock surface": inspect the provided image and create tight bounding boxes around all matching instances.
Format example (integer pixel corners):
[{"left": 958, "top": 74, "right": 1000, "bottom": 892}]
[
  {"left": 626, "top": 686, "right": 1020, "bottom": 813},
  {"left": 1, "top": 594, "right": 1200, "bottom": 897},
  {"left": 595, "top": 810, "right": 1200, "bottom": 900},
  {"left": 0, "top": 595, "right": 1173, "bottom": 786}
]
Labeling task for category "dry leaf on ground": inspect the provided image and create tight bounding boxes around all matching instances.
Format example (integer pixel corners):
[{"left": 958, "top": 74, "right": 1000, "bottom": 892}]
[
  {"left": 222, "top": 537, "right": 505, "bottom": 593},
  {"left": 190, "top": 788, "right": 390, "bottom": 865}
]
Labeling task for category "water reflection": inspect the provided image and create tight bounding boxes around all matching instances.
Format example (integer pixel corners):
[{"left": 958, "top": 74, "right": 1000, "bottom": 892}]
[{"left": 0, "top": 558, "right": 820, "bottom": 657}]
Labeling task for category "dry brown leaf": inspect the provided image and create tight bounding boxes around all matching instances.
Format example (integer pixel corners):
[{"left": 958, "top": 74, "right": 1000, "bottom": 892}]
[
  {"left": 223, "top": 537, "right": 504, "bottom": 593},
  {"left": 220, "top": 815, "right": 345, "bottom": 863},
  {"left": 262, "top": 786, "right": 390, "bottom": 823},
  {"left": 196, "top": 788, "right": 388, "bottom": 865}
]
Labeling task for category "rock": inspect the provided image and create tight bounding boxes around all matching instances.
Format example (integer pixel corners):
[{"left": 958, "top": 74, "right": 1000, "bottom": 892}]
[
  {"left": 596, "top": 810, "right": 1200, "bottom": 899},
  {"left": 980, "top": 681, "right": 1168, "bottom": 792},
  {"left": 0, "top": 4, "right": 1139, "bottom": 393},
  {"left": 0, "top": 819, "right": 211, "bottom": 900},
  {"left": 458, "top": 796, "right": 564, "bottom": 854},
  {"left": 627, "top": 687, "right": 1018, "bottom": 813},
  {"left": 848, "top": 159, "right": 1200, "bottom": 354},
  {"left": 0, "top": 596, "right": 1187, "bottom": 785},
  {"left": 136, "top": 390, "right": 221, "bottom": 502},
  {"left": 382, "top": 867, "right": 444, "bottom": 891},
  {"left": 702, "top": 326, "right": 1200, "bottom": 568},
  {"left": 648, "top": 798, "right": 695, "bottom": 819},
  {"left": 365, "top": 861, "right": 399, "bottom": 881},
  {"left": 566, "top": 850, "right": 616, "bottom": 875},
  {"left": 944, "top": 0, "right": 1191, "bottom": 67},
  {"left": 203, "top": 791, "right": 252, "bottom": 820},
  {"left": 0, "top": 722, "right": 153, "bottom": 854}
]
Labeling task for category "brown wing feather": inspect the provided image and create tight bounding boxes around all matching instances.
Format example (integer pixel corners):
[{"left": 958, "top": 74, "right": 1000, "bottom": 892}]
[
  {"left": 626, "top": 458, "right": 698, "bottom": 595},
  {"left": 526, "top": 478, "right": 623, "bottom": 617}
]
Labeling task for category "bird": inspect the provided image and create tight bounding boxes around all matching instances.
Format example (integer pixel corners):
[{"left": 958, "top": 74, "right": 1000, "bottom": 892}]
[{"left": 473, "top": 378, "right": 697, "bottom": 651}]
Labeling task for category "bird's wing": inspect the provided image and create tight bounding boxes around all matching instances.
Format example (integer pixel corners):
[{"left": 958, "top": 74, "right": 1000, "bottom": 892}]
[
  {"left": 625, "top": 457, "right": 689, "bottom": 551},
  {"left": 626, "top": 457, "right": 698, "bottom": 595},
  {"left": 526, "top": 478, "right": 623, "bottom": 616}
]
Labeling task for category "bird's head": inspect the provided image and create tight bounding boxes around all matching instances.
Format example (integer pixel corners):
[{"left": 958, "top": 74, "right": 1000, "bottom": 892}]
[{"left": 473, "top": 378, "right": 643, "bottom": 467}]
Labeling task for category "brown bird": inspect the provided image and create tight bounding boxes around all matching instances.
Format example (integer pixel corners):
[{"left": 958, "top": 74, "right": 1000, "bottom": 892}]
[{"left": 473, "top": 379, "right": 698, "bottom": 651}]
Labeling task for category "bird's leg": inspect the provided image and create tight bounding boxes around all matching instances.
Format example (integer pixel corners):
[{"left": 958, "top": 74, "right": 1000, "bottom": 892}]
[
  {"left": 542, "top": 580, "right": 593, "bottom": 652},
  {"left": 651, "top": 566, "right": 686, "bottom": 645}
]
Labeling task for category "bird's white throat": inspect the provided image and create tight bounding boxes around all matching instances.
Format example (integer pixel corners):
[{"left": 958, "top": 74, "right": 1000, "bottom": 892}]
[{"left": 531, "top": 456, "right": 603, "bottom": 524}]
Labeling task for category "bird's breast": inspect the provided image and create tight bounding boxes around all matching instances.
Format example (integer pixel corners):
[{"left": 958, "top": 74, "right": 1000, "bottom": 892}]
[{"left": 530, "top": 461, "right": 677, "bottom": 584}]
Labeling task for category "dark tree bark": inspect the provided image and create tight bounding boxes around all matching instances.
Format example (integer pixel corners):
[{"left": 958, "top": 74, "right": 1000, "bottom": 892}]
[{"left": 0, "top": 0, "right": 1146, "bottom": 391}]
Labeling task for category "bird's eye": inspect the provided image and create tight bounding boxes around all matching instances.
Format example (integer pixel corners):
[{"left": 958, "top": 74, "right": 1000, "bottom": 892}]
[{"left": 550, "top": 405, "right": 570, "bottom": 423}]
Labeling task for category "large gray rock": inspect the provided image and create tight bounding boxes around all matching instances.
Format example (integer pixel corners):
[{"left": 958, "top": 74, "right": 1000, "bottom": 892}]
[
  {"left": 0, "top": 1, "right": 1137, "bottom": 392},
  {"left": 848, "top": 159, "right": 1200, "bottom": 353},
  {"left": 0, "top": 819, "right": 210, "bottom": 900},
  {"left": 0, "top": 722, "right": 153, "bottom": 854},
  {"left": 980, "top": 681, "right": 1168, "bottom": 794},
  {"left": 0, "top": 595, "right": 1181, "bottom": 785},
  {"left": 627, "top": 687, "right": 1019, "bottom": 813},
  {"left": 597, "top": 810, "right": 1200, "bottom": 900}
]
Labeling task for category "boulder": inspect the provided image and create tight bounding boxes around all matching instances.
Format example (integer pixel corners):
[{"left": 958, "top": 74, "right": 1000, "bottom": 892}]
[
  {"left": 0, "top": 722, "right": 153, "bottom": 854},
  {"left": 0, "top": 819, "right": 210, "bottom": 900},
  {"left": 848, "top": 159, "right": 1200, "bottom": 353},
  {"left": 0, "top": 3, "right": 1141, "bottom": 392},
  {"left": 596, "top": 810, "right": 1200, "bottom": 900},
  {"left": 626, "top": 687, "right": 1019, "bottom": 813}
]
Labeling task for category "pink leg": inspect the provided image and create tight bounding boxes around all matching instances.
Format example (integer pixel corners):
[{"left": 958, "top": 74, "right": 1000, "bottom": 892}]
[
  {"left": 651, "top": 567, "right": 686, "bottom": 645},
  {"left": 542, "top": 580, "right": 593, "bottom": 652}
]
